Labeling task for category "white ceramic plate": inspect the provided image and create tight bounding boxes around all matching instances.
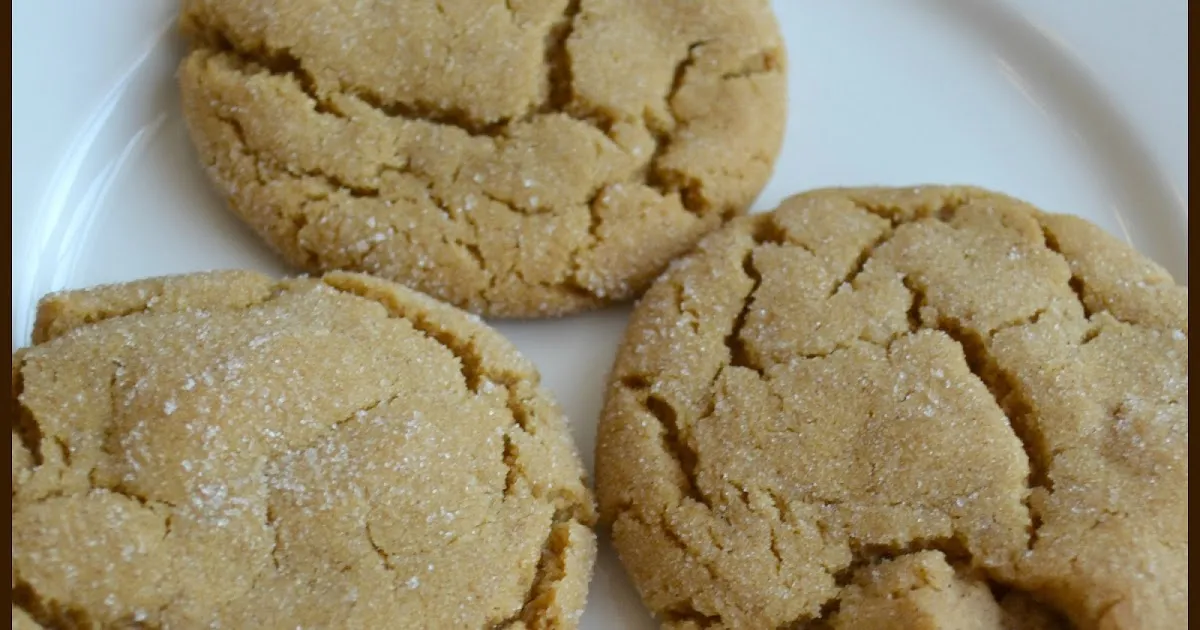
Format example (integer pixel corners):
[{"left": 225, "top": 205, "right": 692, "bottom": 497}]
[{"left": 10, "top": 1, "right": 1187, "bottom": 626}]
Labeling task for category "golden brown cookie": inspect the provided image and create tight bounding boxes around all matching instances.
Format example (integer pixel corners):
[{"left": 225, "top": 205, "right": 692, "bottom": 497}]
[
  {"left": 12, "top": 271, "right": 596, "bottom": 628},
  {"left": 595, "top": 186, "right": 1187, "bottom": 629},
  {"left": 177, "top": 0, "right": 787, "bottom": 317}
]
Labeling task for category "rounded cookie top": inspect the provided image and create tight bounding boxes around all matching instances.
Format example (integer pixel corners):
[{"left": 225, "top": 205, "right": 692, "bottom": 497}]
[
  {"left": 177, "top": 0, "right": 787, "bottom": 317},
  {"left": 595, "top": 186, "right": 1187, "bottom": 628},
  {"left": 12, "top": 271, "right": 596, "bottom": 628}
]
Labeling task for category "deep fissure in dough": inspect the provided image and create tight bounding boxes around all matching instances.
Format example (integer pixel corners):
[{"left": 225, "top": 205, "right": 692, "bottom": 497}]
[
  {"left": 596, "top": 186, "right": 1187, "bottom": 629},
  {"left": 12, "top": 271, "right": 596, "bottom": 628},
  {"left": 177, "top": 0, "right": 787, "bottom": 317}
]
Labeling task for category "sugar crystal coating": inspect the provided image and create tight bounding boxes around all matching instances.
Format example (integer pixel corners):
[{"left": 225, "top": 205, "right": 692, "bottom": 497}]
[
  {"left": 177, "top": 0, "right": 787, "bottom": 317},
  {"left": 596, "top": 186, "right": 1188, "bottom": 629},
  {"left": 13, "top": 271, "right": 596, "bottom": 628}
]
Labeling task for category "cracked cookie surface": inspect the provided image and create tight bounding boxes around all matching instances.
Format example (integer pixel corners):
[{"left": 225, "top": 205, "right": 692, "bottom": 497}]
[
  {"left": 177, "top": 0, "right": 787, "bottom": 317},
  {"left": 12, "top": 271, "right": 596, "bottom": 628},
  {"left": 595, "top": 186, "right": 1188, "bottom": 629}
]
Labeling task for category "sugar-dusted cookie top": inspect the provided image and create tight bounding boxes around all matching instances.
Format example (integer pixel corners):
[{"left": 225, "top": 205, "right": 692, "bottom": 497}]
[
  {"left": 13, "top": 271, "right": 596, "bottom": 628},
  {"left": 596, "top": 186, "right": 1187, "bottom": 629},
  {"left": 178, "top": 0, "right": 787, "bottom": 317}
]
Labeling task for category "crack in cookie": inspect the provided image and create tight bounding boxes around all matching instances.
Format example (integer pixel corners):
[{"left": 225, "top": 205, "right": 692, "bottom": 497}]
[
  {"left": 12, "top": 270, "right": 597, "bottom": 628},
  {"left": 177, "top": 0, "right": 787, "bottom": 317},
  {"left": 596, "top": 186, "right": 1188, "bottom": 629}
]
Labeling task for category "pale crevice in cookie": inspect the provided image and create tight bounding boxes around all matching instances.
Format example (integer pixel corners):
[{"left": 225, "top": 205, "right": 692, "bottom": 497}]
[
  {"left": 12, "top": 575, "right": 88, "bottom": 629},
  {"left": 627, "top": 509, "right": 729, "bottom": 629},
  {"left": 853, "top": 202, "right": 1121, "bottom": 562},
  {"left": 647, "top": 39, "right": 710, "bottom": 216},
  {"left": 650, "top": 40, "right": 784, "bottom": 220},
  {"left": 198, "top": 62, "right": 551, "bottom": 308},
  {"left": 31, "top": 272, "right": 285, "bottom": 345},
  {"left": 806, "top": 537, "right": 971, "bottom": 626},
  {"left": 320, "top": 273, "right": 598, "bottom": 567},
  {"left": 891, "top": 262, "right": 1054, "bottom": 559},
  {"left": 510, "top": 518, "right": 593, "bottom": 628},
  {"left": 318, "top": 273, "right": 596, "bottom": 622},
  {"left": 597, "top": 187, "right": 1187, "bottom": 628},
  {"left": 614, "top": 246, "right": 1000, "bottom": 625},
  {"left": 1035, "top": 219, "right": 1188, "bottom": 330},
  {"left": 541, "top": 0, "right": 582, "bottom": 115},
  {"left": 723, "top": 249, "right": 765, "bottom": 375},
  {"left": 200, "top": 70, "right": 614, "bottom": 310},
  {"left": 185, "top": 19, "right": 504, "bottom": 136},
  {"left": 614, "top": 229, "right": 764, "bottom": 516},
  {"left": 613, "top": 380, "right": 706, "bottom": 512},
  {"left": 925, "top": 314, "right": 1054, "bottom": 541},
  {"left": 647, "top": 392, "right": 703, "bottom": 505},
  {"left": 11, "top": 353, "right": 43, "bottom": 468},
  {"left": 264, "top": 503, "right": 284, "bottom": 572},
  {"left": 12, "top": 497, "right": 178, "bottom": 627},
  {"left": 190, "top": 36, "right": 548, "bottom": 178},
  {"left": 177, "top": 0, "right": 787, "bottom": 316},
  {"left": 563, "top": 190, "right": 610, "bottom": 297},
  {"left": 838, "top": 229, "right": 896, "bottom": 298},
  {"left": 1041, "top": 223, "right": 1093, "bottom": 318},
  {"left": 16, "top": 283, "right": 343, "bottom": 626},
  {"left": 843, "top": 189, "right": 973, "bottom": 226},
  {"left": 820, "top": 552, "right": 1069, "bottom": 630},
  {"left": 13, "top": 271, "right": 596, "bottom": 628}
]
